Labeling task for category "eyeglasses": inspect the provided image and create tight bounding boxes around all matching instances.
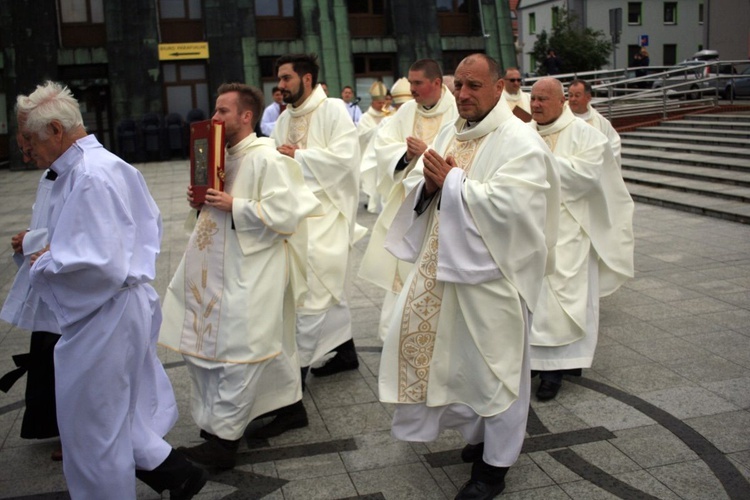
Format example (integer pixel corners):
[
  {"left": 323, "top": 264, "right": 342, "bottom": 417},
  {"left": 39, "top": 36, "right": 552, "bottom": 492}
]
[{"left": 505, "top": 78, "right": 522, "bottom": 83}]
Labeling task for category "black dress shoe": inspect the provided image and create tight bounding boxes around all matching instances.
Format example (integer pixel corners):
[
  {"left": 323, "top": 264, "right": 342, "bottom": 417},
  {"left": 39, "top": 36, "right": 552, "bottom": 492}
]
[
  {"left": 310, "top": 339, "right": 359, "bottom": 377},
  {"left": 536, "top": 379, "right": 562, "bottom": 401},
  {"left": 179, "top": 437, "right": 238, "bottom": 470},
  {"left": 461, "top": 442, "right": 484, "bottom": 463},
  {"left": 245, "top": 401, "right": 308, "bottom": 440},
  {"left": 170, "top": 466, "right": 209, "bottom": 500},
  {"left": 455, "top": 479, "right": 505, "bottom": 499}
]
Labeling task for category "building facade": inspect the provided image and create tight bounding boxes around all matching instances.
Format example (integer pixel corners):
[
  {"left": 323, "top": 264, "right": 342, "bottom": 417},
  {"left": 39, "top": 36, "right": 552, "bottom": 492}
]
[
  {"left": 516, "top": 0, "right": 745, "bottom": 75},
  {"left": 0, "top": 0, "right": 516, "bottom": 168}
]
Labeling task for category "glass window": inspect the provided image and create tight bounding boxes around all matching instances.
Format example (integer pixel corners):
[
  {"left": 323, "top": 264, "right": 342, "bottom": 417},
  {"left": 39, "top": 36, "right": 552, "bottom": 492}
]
[
  {"left": 551, "top": 6, "right": 559, "bottom": 28},
  {"left": 664, "top": 2, "right": 677, "bottom": 24},
  {"left": 663, "top": 44, "right": 677, "bottom": 65},
  {"left": 436, "top": 0, "right": 453, "bottom": 12},
  {"left": 159, "top": 0, "right": 202, "bottom": 19},
  {"left": 698, "top": 3, "right": 704, "bottom": 24},
  {"left": 348, "top": 0, "right": 384, "bottom": 15},
  {"left": 529, "top": 12, "right": 536, "bottom": 34},
  {"left": 257, "top": 0, "right": 295, "bottom": 17},
  {"left": 60, "top": 0, "right": 104, "bottom": 23},
  {"left": 628, "top": 2, "right": 641, "bottom": 25},
  {"left": 160, "top": 0, "right": 186, "bottom": 18},
  {"left": 181, "top": 64, "right": 206, "bottom": 81}
]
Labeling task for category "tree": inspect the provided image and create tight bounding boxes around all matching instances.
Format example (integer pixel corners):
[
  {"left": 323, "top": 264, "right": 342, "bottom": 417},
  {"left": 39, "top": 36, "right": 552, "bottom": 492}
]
[{"left": 530, "top": 9, "right": 612, "bottom": 75}]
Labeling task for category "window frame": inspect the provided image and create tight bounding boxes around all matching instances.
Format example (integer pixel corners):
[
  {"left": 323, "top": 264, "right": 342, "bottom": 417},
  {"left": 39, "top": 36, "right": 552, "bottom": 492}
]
[
  {"left": 664, "top": 2, "right": 678, "bottom": 25},
  {"left": 628, "top": 2, "right": 642, "bottom": 26}
]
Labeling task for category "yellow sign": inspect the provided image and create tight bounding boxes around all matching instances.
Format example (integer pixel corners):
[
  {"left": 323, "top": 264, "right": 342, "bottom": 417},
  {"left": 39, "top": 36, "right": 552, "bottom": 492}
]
[{"left": 158, "top": 42, "right": 209, "bottom": 61}]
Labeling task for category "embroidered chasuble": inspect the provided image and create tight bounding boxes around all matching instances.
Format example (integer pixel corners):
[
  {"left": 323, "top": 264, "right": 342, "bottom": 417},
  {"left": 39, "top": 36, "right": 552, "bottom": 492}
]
[
  {"left": 530, "top": 108, "right": 633, "bottom": 364},
  {"left": 397, "top": 136, "right": 485, "bottom": 403},
  {"left": 178, "top": 159, "right": 239, "bottom": 357},
  {"left": 359, "top": 89, "right": 458, "bottom": 296}
]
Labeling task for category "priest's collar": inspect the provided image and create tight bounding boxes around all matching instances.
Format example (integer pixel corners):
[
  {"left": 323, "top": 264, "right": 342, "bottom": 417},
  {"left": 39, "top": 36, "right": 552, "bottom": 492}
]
[{"left": 287, "top": 85, "right": 327, "bottom": 117}]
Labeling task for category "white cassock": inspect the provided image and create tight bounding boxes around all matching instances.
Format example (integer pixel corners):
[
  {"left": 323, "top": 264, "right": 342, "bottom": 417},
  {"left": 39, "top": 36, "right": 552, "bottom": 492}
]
[
  {"left": 260, "top": 101, "right": 284, "bottom": 137},
  {"left": 271, "top": 85, "right": 362, "bottom": 367},
  {"left": 29, "top": 135, "right": 177, "bottom": 499},
  {"left": 1, "top": 170, "right": 59, "bottom": 334},
  {"left": 358, "top": 106, "right": 389, "bottom": 213},
  {"left": 359, "top": 86, "right": 458, "bottom": 341},
  {"left": 379, "top": 98, "right": 560, "bottom": 467},
  {"left": 529, "top": 107, "right": 634, "bottom": 372},
  {"left": 570, "top": 102, "right": 622, "bottom": 168},
  {"left": 502, "top": 89, "right": 531, "bottom": 114},
  {"left": 159, "top": 134, "right": 322, "bottom": 440}
]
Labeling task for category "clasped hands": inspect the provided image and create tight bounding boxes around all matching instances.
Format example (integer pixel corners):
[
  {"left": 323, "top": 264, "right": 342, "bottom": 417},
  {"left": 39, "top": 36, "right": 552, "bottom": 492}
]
[{"left": 422, "top": 148, "right": 456, "bottom": 196}]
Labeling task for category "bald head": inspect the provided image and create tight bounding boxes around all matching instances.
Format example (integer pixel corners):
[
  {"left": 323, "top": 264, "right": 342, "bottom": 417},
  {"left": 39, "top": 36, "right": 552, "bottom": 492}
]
[
  {"left": 530, "top": 77, "right": 566, "bottom": 125},
  {"left": 453, "top": 53, "right": 503, "bottom": 122}
]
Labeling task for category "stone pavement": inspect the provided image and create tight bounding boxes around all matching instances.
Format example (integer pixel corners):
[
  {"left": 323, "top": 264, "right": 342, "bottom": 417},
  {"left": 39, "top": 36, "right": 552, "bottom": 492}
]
[{"left": 0, "top": 160, "right": 749, "bottom": 500}]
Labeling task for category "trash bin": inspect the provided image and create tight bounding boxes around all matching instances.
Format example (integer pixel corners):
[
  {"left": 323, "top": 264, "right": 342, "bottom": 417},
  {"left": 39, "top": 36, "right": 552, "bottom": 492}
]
[
  {"left": 141, "top": 113, "right": 163, "bottom": 162},
  {"left": 186, "top": 108, "right": 206, "bottom": 124},
  {"left": 165, "top": 113, "right": 186, "bottom": 158},
  {"left": 117, "top": 119, "right": 138, "bottom": 163}
]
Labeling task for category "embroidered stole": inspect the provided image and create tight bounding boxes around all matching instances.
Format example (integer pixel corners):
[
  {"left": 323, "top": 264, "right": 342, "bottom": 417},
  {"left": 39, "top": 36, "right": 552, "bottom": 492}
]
[
  {"left": 179, "top": 156, "right": 239, "bottom": 358},
  {"left": 396, "top": 134, "right": 486, "bottom": 403}
]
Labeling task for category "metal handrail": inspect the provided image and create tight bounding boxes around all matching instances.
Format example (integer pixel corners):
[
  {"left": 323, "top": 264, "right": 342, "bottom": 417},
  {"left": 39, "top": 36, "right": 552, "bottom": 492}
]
[{"left": 519, "top": 60, "right": 749, "bottom": 121}]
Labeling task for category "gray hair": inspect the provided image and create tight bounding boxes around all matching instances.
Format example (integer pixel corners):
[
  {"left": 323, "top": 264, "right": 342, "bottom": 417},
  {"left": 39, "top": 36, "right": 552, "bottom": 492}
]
[{"left": 17, "top": 81, "right": 84, "bottom": 139}]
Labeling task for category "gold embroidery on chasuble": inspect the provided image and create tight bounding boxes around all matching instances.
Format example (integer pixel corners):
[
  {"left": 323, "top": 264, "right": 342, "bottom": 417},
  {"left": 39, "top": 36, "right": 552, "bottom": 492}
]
[
  {"left": 287, "top": 114, "right": 312, "bottom": 149},
  {"left": 180, "top": 158, "right": 238, "bottom": 358},
  {"left": 396, "top": 134, "right": 485, "bottom": 403},
  {"left": 542, "top": 131, "right": 561, "bottom": 152},
  {"left": 413, "top": 114, "right": 442, "bottom": 144}
]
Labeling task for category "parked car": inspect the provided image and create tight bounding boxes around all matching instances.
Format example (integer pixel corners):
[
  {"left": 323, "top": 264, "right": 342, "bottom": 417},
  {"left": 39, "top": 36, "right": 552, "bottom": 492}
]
[
  {"left": 716, "top": 65, "right": 750, "bottom": 99},
  {"left": 652, "top": 60, "right": 713, "bottom": 99}
]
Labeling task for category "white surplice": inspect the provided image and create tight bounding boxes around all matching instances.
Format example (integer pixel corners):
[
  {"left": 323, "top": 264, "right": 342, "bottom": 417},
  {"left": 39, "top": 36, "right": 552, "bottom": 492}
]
[
  {"left": 29, "top": 135, "right": 177, "bottom": 499},
  {"left": 159, "top": 134, "right": 322, "bottom": 439},
  {"left": 379, "top": 99, "right": 560, "bottom": 467},
  {"left": 359, "top": 86, "right": 458, "bottom": 341},
  {"left": 271, "top": 85, "right": 362, "bottom": 366},
  {"left": 1, "top": 170, "right": 59, "bottom": 333},
  {"left": 529, "top": 107, "right": 634, "bottom": 371}
]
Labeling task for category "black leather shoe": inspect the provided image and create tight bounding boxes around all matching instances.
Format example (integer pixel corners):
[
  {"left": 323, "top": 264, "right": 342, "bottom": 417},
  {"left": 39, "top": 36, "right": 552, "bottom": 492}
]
[
  {"left": 311, "top": 339, "right": 359, "bottom": 377},
  {"left": 246, "top": 401, "right": 308, "bottom": 440},
  {"left": 455, "top": 479, "right": 505, "bottom": 499},
  {"left": 179, "top": 438, "right": 238, "bottom": 470},
  {"left": 170, "top": 465, "right": 209, "bottom": 500},
  {"left": 461, "top": 442, "right": 484, "bottom": 463},
  {"left": 536, "top": 379, "right": 562, "bottom": 401}
]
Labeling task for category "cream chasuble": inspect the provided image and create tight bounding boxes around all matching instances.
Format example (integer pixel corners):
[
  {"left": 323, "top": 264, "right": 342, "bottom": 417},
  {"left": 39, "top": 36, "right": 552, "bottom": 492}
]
[
  {"left": 529, "top": 107, "right": 633, "bottom": 357},
  {"left": 396, "top": 135, "right": 484, "bottom": 403},
  {"left": 379, "top": 100, "right": 559, "bottom": 417},
  {"left": 359, "top": 87, "right": 458, "bottom": 294},
  {"left": 159, "top": 134, "right": 321, "bottom": 363},
  {"left": 571, "top": 103, "right": 622, "bottom": 168},
  {"left": 272, "top": 85, "right": 361, "bottom": 313}
]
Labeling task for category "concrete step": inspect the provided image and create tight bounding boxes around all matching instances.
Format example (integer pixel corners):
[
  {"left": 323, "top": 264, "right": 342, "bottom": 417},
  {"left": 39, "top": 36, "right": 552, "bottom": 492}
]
[
  {"left": 621, "top": 147, "right": 750, "bottom": 172},
  {"left": 622, "top": 110, "right": 750, "bottom": 224},
  {"left": 621, "top": 138, "right": 750, "bottom": 159},
  {"left": 626, "top": 182, "right": 750, "bottom": 224},
  {"left": 659, "top": 119, "right": 750, "bottom": 130},
  {"left": 623, "top": 169, "right": 750, "bottom": 202},
  {"left": 620, "top": 130, "right": 749, "bottom": 148},
  {"left": 635, "top": 125, "right": 750, "bottom": 139},
  {"left": 687, "top": 112, "right": 750, "bottom": 122},
  {"left": 621, "top": 158, "right": 750, "bottom": 187}
]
